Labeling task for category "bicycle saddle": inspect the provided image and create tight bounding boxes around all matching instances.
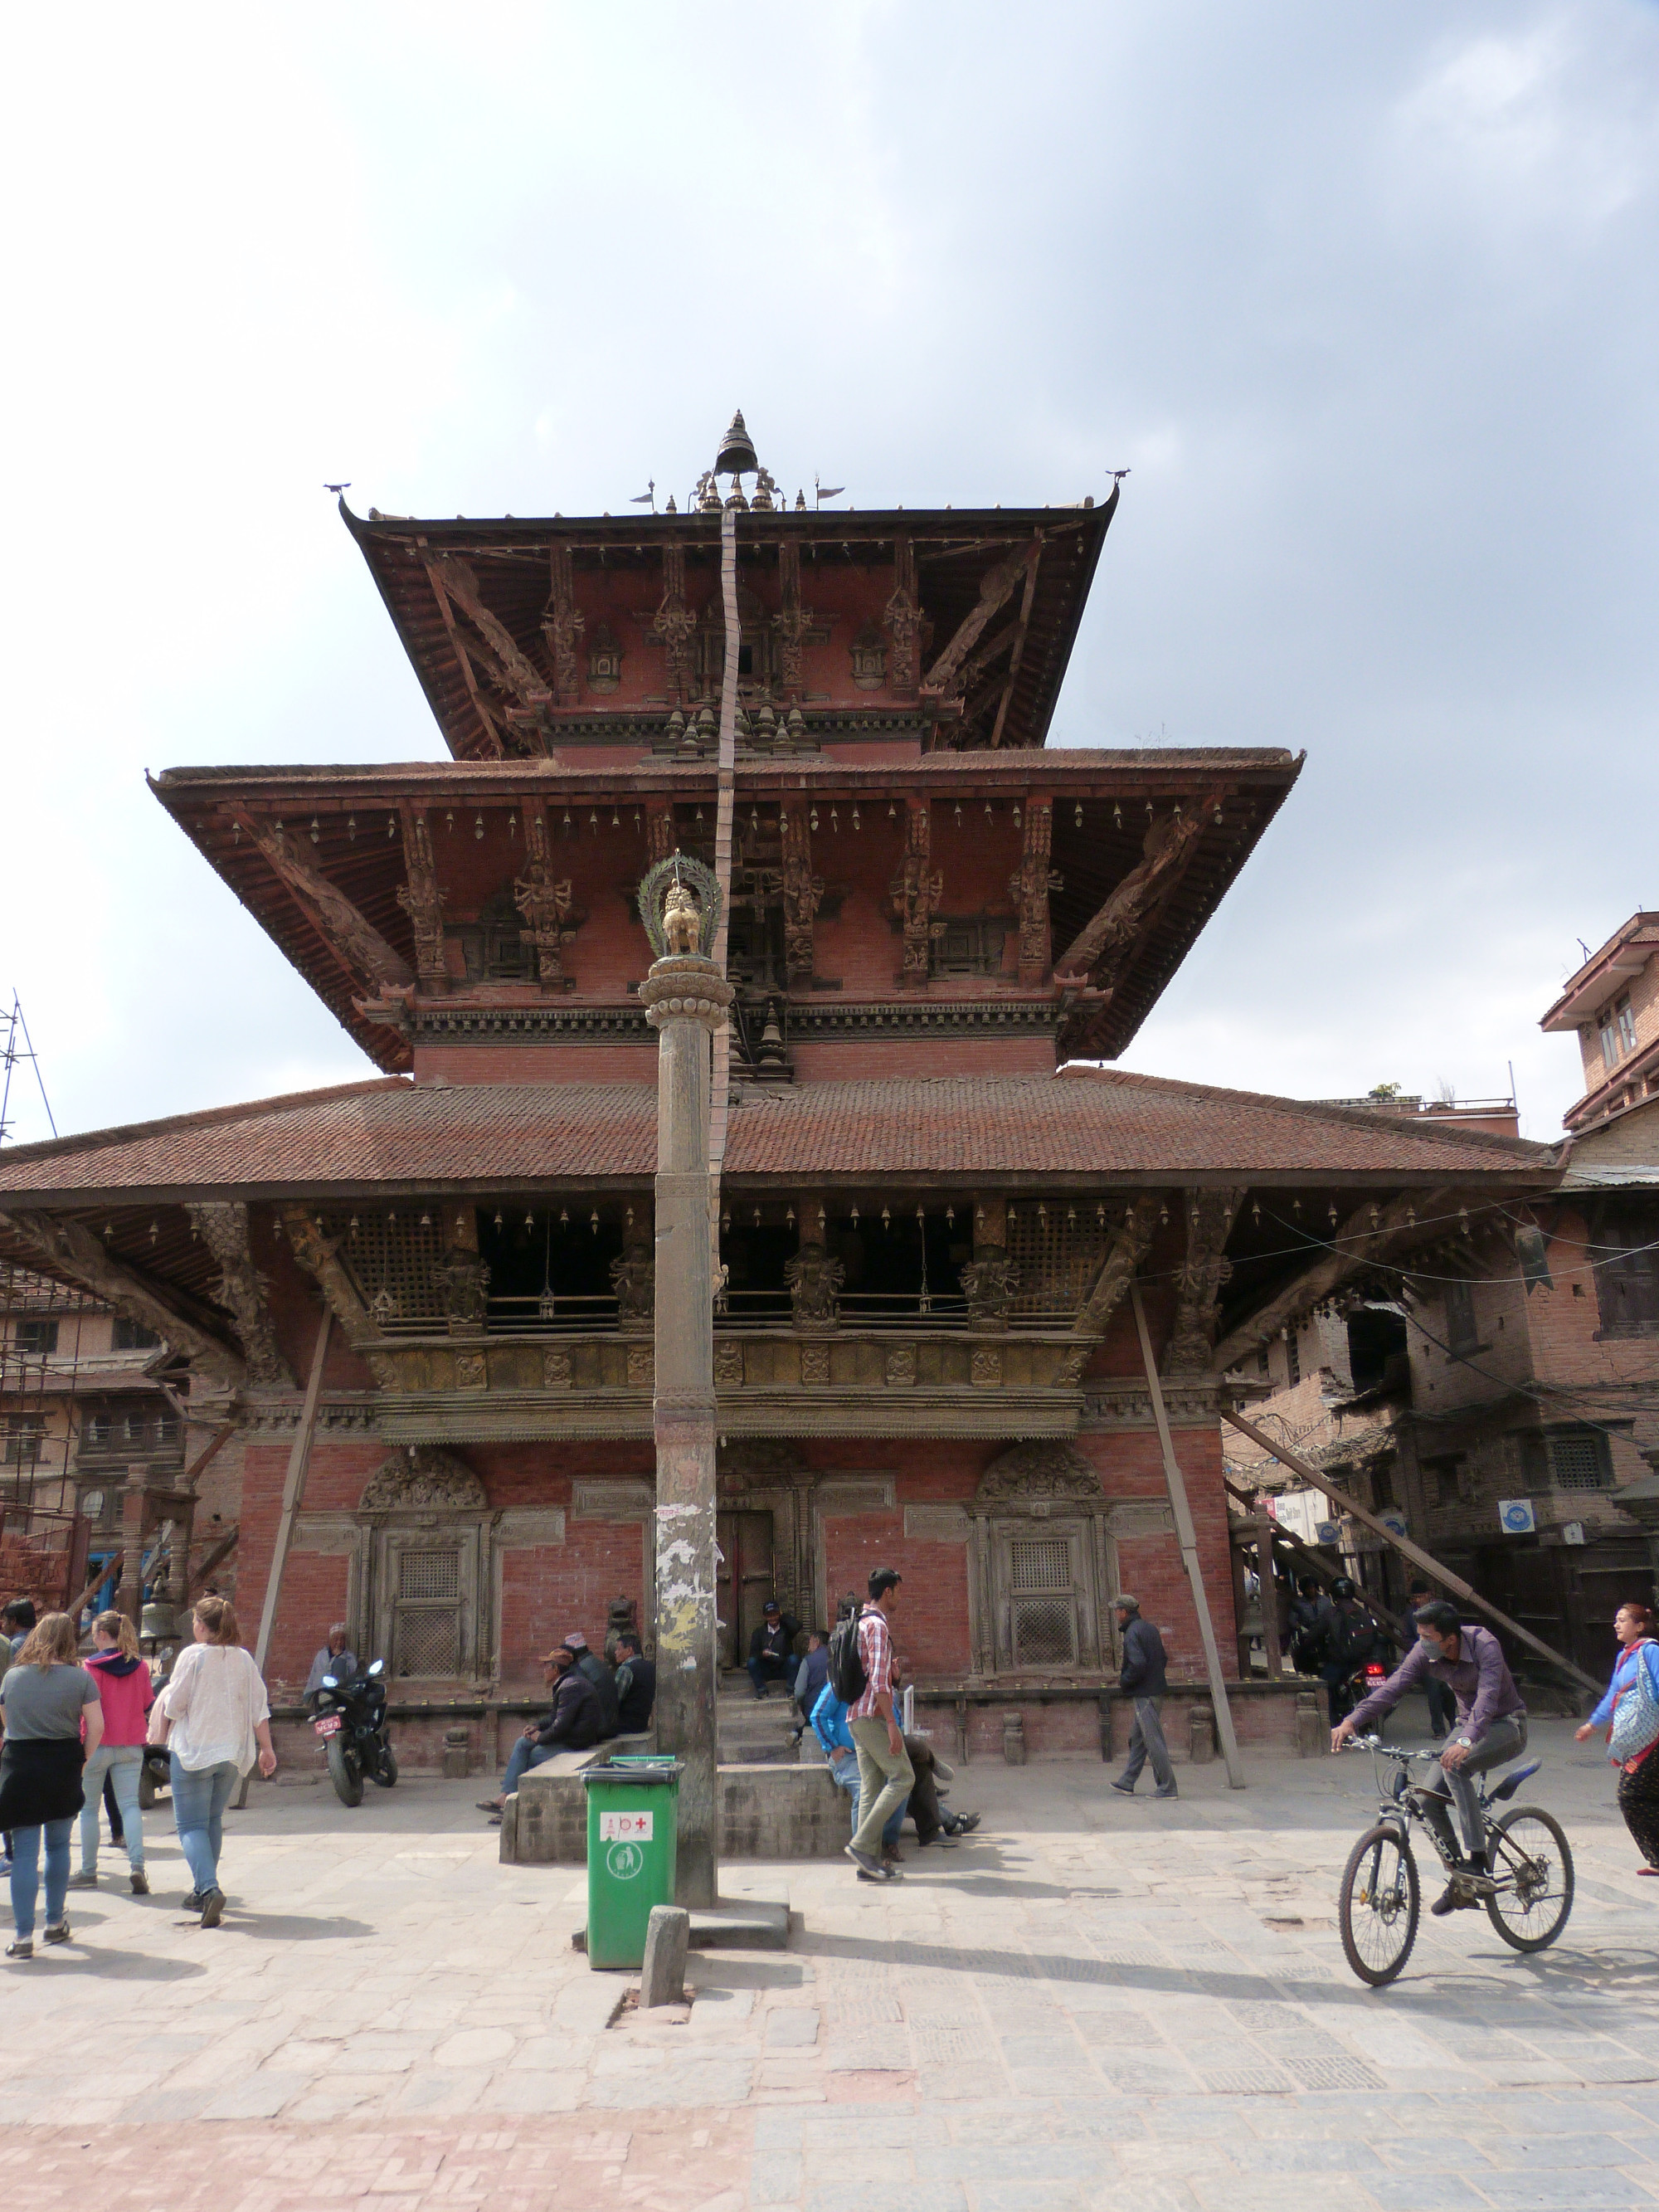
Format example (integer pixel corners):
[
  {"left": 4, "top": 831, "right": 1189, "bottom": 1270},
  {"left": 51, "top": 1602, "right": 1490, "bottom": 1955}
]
[{"left": 1486, "top": 1760, "right": 1541, "bottom": 1800}]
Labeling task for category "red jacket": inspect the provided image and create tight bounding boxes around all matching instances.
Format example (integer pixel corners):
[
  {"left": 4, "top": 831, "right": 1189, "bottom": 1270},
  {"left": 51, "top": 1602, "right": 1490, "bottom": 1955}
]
[{"left": 82, "top": 1649, "right": 155, "bottom": 1747}]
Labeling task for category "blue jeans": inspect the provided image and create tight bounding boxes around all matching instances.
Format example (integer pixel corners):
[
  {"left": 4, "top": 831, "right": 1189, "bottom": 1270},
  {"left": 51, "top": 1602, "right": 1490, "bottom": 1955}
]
[
  {"left": 9, "top": 1819, "right": 72, "bottom": 1940},
  {"left": 502, "top": 1737, "right": 562, "bottom": 1795},
  {"left": 827, "top": 1747, "right": 903, "bottom": 1849},
  {"left": 80, "top": 1746, "right": 144, "bottom": 1873},
  {"left": 747, "top": 1654, "right": 791, "bottom": 1699},
  {"left": 170, "top": 1757, "right": 240, "bottom": 1895}
]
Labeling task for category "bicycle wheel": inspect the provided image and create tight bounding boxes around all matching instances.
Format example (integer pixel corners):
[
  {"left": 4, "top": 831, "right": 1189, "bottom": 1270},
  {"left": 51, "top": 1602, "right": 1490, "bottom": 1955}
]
[
  {"left": 1340, "top": 1822, "right": 1419, "bottom": 1986},
  {"left": 1486, "top": 1806, "right": 1574, "bottom": 1952}
]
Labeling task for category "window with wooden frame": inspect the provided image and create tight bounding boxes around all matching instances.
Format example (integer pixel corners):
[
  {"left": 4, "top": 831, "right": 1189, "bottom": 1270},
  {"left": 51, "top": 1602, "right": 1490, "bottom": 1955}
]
[
  {"left": 1443, "top": 1279, "right": 1480, "bottom": 1358},
  {"left": 1596, "top": 1213, "right": 1659, "bottom": 1338},
  {"left": 3, "top": 1414, "right": 45, "bottom": 1467},
  {"left": 13, "top": 1318, "right": 58, "bottom": 1356}
]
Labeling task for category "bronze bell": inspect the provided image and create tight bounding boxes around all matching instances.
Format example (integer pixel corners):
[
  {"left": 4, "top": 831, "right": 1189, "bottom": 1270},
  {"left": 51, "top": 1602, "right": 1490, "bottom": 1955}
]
[{"left": 714, "top": 408, "right": 758, "bottom": 479}]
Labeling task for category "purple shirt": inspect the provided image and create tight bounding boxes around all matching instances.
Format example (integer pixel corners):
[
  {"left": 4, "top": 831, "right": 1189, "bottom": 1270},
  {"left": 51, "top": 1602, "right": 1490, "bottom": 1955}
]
[{"left": 1348, "top": 1624, "right": 1525, "bottom": 1742}]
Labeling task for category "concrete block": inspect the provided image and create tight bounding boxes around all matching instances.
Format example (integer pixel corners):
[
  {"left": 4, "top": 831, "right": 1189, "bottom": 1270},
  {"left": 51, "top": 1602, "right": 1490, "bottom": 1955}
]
[
  {"left": 1003, "top": 1712, "right": 1027, "bottom": 1765},
  {"left": 641, "top": 1906, "right": 689, "bottom": 2008},
  {"left": 512, "top": 1756, "right": 846, "bottom": 1864},
  {"left": 1295, "top": 1691, "right": 1326, "bottom": 1758}
]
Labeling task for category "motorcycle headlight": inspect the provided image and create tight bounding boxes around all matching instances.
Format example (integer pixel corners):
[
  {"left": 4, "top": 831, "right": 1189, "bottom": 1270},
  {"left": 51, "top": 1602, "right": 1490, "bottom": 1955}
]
[{"left": 321, "top": 1675, "right": 338, "bottom": 1690}]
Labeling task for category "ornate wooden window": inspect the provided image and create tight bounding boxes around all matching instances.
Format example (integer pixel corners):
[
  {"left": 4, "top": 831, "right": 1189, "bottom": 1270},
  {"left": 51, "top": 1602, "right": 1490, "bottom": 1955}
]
[
  {"left": 967, "top": 1443, "right": 1112, "bottom": 1678},
  {"left": 358, "top": 1449, "right": 492, "bottom": 1685},
  {"left": 454, "top": 889, "right": 534, "bottom": 983},
  {"left": 391, "top": 1543, "right": 464, "bottom": 1678},
  {"left": 932, "top": 918, "right": 1006, "bottom": 978}
]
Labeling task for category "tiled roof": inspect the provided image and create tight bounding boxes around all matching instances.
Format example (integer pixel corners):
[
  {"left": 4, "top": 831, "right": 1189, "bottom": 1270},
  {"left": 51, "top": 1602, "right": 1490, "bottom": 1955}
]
[{"left": 0, "top": 1069, "right": 1557, "bottom": 1204}]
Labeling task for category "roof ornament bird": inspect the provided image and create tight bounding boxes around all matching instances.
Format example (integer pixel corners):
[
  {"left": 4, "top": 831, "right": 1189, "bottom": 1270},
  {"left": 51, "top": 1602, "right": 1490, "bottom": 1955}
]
[
  {"left": 630, "top": 479, "right": 656, "bottom": 511},
  {"left": 324, "top": 482, "right": 351, "bottom": 494}
]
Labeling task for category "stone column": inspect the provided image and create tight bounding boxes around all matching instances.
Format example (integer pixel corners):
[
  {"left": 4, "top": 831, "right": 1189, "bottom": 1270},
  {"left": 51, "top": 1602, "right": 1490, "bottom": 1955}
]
[
  {"left": 642, "top": 950, "right": 735, "bottom": 1911},
  {"left": 114, "top": 1465, "right": 148, "bottom": 1630}
]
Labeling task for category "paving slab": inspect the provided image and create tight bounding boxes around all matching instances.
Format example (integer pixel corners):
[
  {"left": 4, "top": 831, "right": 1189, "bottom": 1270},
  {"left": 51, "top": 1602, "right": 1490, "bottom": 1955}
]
[{"left": 2, "top": 1722, "right": 1657, "bottom": 2207}]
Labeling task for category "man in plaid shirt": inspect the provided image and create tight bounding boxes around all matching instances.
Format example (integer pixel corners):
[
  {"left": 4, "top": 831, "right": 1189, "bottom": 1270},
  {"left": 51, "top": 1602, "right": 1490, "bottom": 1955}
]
[{"left": 846, "top": 1568, "right": 912, "bottom": 1880}]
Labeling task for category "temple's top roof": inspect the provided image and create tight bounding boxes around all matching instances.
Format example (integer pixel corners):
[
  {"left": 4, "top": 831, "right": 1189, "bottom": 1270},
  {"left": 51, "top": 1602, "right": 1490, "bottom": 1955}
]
[
  {"left": 0, "top": 1068, "right": 1555, "bottom": 1206},
  {"left": 341, "top": 470, "right": 1121, "bottom": 761}
]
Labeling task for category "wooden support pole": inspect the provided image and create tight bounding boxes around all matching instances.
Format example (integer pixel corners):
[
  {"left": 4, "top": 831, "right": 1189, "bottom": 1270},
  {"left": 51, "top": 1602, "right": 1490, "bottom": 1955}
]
[
  {"left": 253, "top": 1308, "right": 332, "bottom": 1678},
  {"left": 1131, "top": 1282, "right": 1246, "bottom": 1788},
  {"left": 66, "top": 1548, "right": 123, "bottom": 1625},
  {"left": 1220, "top": 1406, "right": 1603, "bottom": 1698},
  {"left": 182, "top": 1420, "right": 238, "bottom": 1491}
]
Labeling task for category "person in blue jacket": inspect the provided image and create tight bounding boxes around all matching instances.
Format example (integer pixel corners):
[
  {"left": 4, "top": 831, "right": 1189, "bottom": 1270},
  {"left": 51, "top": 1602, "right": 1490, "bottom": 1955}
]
[
  {"left": 1577, "top": 1601, "right": 1659, "bottom": 1873},
  {"left": 811, "top": 1678, "right": 905, "bottom": 1867}
]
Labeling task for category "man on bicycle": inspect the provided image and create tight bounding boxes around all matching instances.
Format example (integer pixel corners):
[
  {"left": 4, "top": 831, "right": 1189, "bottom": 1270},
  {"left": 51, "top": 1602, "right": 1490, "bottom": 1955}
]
[{"left": 1331, "top": 1599, "right": 1528, "bottom": 1915}]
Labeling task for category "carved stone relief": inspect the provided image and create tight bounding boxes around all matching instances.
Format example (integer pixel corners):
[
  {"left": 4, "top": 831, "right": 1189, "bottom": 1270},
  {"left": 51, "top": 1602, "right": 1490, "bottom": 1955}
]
[
  {"left": 800, "top": 1342, "right": 831, "bottom": 1386},
  {"left": 359, "top": 1446, "right": 488, "bottom": 1516},
  {"left": 885, "top": 1343, "right": 918, "bottom": 1387},
  {"left": 713, "top": 1341, "right": 745, "bottom": 1385}
]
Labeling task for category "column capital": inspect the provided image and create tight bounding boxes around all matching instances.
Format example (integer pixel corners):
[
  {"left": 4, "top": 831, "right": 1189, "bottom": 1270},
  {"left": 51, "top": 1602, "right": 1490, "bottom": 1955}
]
[{"left": 641, "top": 954, "right": 735, "bottom": 1033}]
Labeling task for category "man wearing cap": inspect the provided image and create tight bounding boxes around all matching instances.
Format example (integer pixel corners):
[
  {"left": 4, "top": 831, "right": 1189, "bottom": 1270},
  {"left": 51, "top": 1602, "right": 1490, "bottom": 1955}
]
[
  {"left": 479, "top": 1644, "right": 605, "bottom": 1820},
  {"left": 1108, "top": 1596, "right": 1178, "bottom": 1801},
  {"left": 562, "top": 1630, "right": 622, "bottom": 1737},
  {"left": 746, "top": 1600, "right": 801, "bottom": 1701}
]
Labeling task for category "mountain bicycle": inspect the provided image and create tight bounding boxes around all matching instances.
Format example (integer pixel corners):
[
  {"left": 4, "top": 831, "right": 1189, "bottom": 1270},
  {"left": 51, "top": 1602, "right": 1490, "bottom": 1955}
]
[{"left": 1336, "top": 1737, "right": 1574, "bottom": 1986}]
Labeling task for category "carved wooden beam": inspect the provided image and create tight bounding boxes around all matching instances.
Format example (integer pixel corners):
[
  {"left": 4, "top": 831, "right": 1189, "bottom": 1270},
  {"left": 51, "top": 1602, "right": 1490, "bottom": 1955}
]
[
  {"left": 882, "top": 534, "right": 921, "bottom": 699},
  {"left": 0, "top": 1211, "right": 244, "bottom": 1387},
  {"left": 435, "top": 556, "right": 552, "bottom": 714},
  {"left": 184, "top": 1203, "right": 294, "bottom": 1388},
  {"left": 955, "top": 616, "right": 1022, "bottom": 696},
  {"left": 542, "top": 542, "right": 584, "bottom": 704},
  {"left": 889, "top": 799, "right": 943, "bottom": 989},
  {"left": 1008, "top": 801, "right": 1062, "bottom": 987},
  {"left": 1165, "top": 1186, "right": 1246, "bottom": 1374},
  {"left": 232, "top": 809, "right": 415, "bottom": 992},
  {"left": 1072, "top": 1195, "right": 1160, "bottom": 1340},
  {"left": 422, "top": 558, "right": 505, "bottom": 758},
  {"left": 1053, "top": 803, "right": 1212, "bottom": 985},
  {"left": 1210, "top": 1186, "right": 1461, "bottom": 1375},
  {"left": 281, "top": 1208, "right": 379, "bottom": 1350},
  {"left": 396, "top": 804, "right": 448, "bottom": 993},
  {"left": 922, "top": 543, "right": 1034, "bottom": 698},
  {"left": 988, "top": 538, "right": 1043, "bottom": 749}
]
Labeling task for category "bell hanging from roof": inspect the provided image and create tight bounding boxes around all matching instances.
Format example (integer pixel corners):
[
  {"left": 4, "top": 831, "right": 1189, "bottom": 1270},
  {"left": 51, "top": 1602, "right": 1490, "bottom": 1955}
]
[{"left": 714, "top": 408, "right": 759, "bottom": 480}]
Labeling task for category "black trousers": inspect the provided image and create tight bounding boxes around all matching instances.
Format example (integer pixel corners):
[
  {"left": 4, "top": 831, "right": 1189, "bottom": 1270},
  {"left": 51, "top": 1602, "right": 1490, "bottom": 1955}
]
[{"left": 1618, "top": 1752, "right": 1659, "bottom": 1869}]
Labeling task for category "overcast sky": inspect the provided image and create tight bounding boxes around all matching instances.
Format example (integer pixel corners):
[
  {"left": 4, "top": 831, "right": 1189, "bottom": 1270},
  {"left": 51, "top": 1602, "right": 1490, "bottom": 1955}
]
[{"left": 2, "top": 2, "right": 1655, "bottom": 1150}]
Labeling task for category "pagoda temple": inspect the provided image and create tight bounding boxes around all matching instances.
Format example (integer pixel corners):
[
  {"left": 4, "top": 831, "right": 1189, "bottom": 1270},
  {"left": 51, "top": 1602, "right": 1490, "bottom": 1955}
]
[{"left": 0, "top": 414, "right": 1559, "bottom": 1769}]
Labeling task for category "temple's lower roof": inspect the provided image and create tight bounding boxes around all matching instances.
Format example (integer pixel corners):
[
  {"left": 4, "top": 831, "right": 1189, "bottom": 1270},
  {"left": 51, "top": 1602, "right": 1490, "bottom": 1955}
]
[{"left": 0, "top": 1068, "right": 1556, "bottom": 1205}]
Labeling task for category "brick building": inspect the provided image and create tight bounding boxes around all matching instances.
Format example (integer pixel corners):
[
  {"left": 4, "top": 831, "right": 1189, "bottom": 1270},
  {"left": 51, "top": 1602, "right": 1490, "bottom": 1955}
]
[
  {"left": 0, "top": 419, "right": 1563, "bottom": 1767},
  {"left": 1226, "top": 936, "right": 1659, "bottom": 1688}
]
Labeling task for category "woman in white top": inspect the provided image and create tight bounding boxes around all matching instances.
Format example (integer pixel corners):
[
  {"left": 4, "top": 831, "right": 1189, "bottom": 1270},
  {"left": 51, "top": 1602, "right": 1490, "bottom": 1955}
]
[{"left": 149, "top": 1596, "right": 275, "bottom": 1927}]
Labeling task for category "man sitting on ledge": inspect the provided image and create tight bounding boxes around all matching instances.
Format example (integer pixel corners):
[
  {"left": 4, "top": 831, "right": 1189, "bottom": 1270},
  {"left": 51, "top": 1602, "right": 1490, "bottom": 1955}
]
[{"left": 480, "top": 1644, "right": 605, "bottom": 1822}]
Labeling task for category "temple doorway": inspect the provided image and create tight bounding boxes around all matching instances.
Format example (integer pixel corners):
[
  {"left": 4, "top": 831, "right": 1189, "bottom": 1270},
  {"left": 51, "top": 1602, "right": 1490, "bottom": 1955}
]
[{"left": 716, "top": 1508, "right": 776, "bottom": 1669}]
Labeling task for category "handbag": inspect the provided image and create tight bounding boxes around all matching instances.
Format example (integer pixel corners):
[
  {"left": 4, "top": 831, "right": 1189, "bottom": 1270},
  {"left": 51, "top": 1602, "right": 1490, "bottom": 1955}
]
[{"left": 1608, "top": 1640, "right": 1659, "bottom": 1763}]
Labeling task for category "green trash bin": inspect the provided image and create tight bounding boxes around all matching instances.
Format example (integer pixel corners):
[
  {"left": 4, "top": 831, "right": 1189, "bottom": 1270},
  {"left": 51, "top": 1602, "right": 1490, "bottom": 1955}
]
[{"left": 581, "top": 1756, "right": 683, "bottom": 1970}]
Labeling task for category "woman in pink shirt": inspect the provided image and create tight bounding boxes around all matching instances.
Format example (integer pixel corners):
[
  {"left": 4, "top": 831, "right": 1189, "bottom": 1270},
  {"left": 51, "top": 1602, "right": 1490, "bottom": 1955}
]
[{"left": 72, "top": 1611, "right": 153, "bottom": 1894}]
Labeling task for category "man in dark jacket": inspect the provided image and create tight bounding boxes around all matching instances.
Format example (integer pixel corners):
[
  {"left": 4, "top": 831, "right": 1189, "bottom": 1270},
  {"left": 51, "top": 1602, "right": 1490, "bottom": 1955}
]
[
  {"left": 613, "top": 1633, "right": 655, "bottom": 1734},
  {"left": 1109, "top": 1595, "right": 1177, "bottom": 1800},
  {"left": 562, "top": 1631, "right": 621, "bottom": 1737},
  {"left": 747, "top": 1600, "right": 801, "bottom": 1700},
  {"left": 481, "top": 1648, "right": 605, "bottom": 1818},
  {"left": 1319, "top": 1578, "right": 1380, "bottom": 1726}
]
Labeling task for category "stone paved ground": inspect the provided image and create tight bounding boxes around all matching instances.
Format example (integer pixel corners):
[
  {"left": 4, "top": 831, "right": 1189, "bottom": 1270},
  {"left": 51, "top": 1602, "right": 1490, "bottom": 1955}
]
[{"left": 5, "top": 1714, "right": 1659, "bottom": 2210}]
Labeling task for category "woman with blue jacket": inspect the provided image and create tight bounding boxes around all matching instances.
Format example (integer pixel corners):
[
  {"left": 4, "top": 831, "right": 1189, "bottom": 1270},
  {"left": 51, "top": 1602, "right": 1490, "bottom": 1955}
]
[{"left": 1578, "top": 1603, "right": 1659, "bottom": 1874}]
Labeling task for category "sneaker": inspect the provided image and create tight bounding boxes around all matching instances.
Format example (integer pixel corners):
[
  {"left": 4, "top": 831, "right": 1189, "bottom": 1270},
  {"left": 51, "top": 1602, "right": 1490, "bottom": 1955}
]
[
  {"left": 5, "top": 1939, "right": 32, "bottom": 1961},
  {"left": 1110, "top": 1780, "right": 1136, "bottom": 1796},
  {"left": 66, "top": 1872, "right": 98, "bottom": 1889},
  {"left": 917, "top": 1832, "right": 957, "bottom": 1849},
  {"left": 1154, "top": 1787, "right": 1180, "bottom": 1800},
  {"left": 931, "top": 1754, "right": 956, "bottom": 1783},
  {"left": 947, "top": 1812, "right": 981, "bottom": 1835},
  {"left": 42, "top": 1920, "right": 71, "bottom": 1946},
  {"left": 129, "top": 1869, "right": 149, "bottom": 1896},
  {"left": 199, "top": 1889, "right": 226, "bottom": 1929},
  {"left": 844, "top": 1844, "right": 888, "bottom": 1879},
  {"left": 181, "top": 1890, "right": 205, "bottom": 1913}
]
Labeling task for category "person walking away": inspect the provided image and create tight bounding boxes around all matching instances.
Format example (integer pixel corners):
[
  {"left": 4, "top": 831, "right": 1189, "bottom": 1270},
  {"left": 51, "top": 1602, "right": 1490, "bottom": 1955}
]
[
  {"left": 148, "top": 1596, "right": 276, "bottom": 1928},
  {"left": 561, "top": 1632, "right": 621, "bottom": 1737},
  {"left": 304, "top": 1623, "right": 358, "bottom": 1703},
  {"left": 811, "top": 1676, "right": 905, "bottom": 1866},
  {"left": 844, "top": 1568, "right": 912, "bottom": 1881},
  {"left": 613, "top": 1634, "right": 656, "bottom": 1734},
  {"left": 790, "top": 1628, "right": 831, "bottom": 1746},
  {"left": 1319, "top": 1577, "right": 1380, "bottom": 1726},
  {"left": 1332, "top": 1598, "right": 1527, "bottom": 1915},
  {"left": 1, "top": 1612, "right": 102, "bottom": 1958},
  {"left": 1577, "top": 1602, "right": 1659, "bottom": 1874},
  {"left": 70, "top": 1610, "right": 153, "bottom": 1894},
  {"left": 479, "top": 1646, "right": 604, "bottom": 1820},
  {"left": 747, "top": 1600, "right": 801, "bottom": 1701},
  {"left": 1109, "top": 1596, "right": 1177, "bottom": 1800},
  {"left": 1407, "top": 1580, "right": 1456, "bottom": 1738}
]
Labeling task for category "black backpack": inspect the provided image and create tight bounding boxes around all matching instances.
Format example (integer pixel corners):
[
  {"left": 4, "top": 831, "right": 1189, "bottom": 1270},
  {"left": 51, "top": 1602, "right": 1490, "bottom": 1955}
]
[{"left": 827, "top": 1610, "right": 867, "bottom": 1705}]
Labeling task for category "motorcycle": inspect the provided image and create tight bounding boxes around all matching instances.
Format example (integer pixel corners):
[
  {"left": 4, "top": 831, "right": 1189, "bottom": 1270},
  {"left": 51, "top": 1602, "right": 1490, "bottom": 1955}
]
[
  {"left": 312, "top": 1658, "right": 397, "bottom": 1805},
  {"left": 1332, "top": 1656, "right": 1390, "bottom": 1727}
]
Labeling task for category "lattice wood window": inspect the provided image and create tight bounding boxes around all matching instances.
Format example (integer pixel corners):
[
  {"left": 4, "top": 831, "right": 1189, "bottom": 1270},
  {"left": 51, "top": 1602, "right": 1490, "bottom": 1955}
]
[
  {"left": 932, "top": 918, "right": 1007, "bottom": 978},
  {"left": 1004, "top": 1208, "right": 1110, "bottom": 1320},
  {"left": 392, "top": 1545, "right": 463, "bottom": 1678},
  {"left": 328, "top": 1212, "right": 450, "bottom": 1330},
  {"left": 1007, "top": 1536, "right": 1079, "bottom": 1667}
]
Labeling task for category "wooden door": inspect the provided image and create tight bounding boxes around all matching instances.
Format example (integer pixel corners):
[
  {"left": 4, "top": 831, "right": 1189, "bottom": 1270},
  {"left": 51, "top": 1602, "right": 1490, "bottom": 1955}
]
[{"left": 716, "top": 1509, "right": 775, "bottom": 1669}]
